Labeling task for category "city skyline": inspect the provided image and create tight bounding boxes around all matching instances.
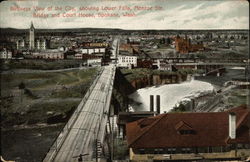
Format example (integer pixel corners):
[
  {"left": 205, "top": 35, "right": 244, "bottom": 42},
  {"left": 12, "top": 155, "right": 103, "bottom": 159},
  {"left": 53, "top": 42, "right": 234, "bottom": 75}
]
[{"left": 0, "top": 0, "right": 249, "bottom": 30}]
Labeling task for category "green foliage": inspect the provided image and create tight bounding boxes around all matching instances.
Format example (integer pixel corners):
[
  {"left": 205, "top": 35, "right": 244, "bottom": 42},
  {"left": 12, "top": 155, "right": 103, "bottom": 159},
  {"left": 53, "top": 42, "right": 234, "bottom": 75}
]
[
  {"left": 1, "top": 68, "right": 98, "bottom": 127},
  {"left": 196, "top": 53, "right": 207, "bottom": 59},
  {"left": 113, "top": 138, "right": 128, "bottom": 160},
  {"left": 171, "top": 103, "right": 187, "bottom": 112},
  {"left": 121, "top": 68, "right": 177, "bottom": 81}
]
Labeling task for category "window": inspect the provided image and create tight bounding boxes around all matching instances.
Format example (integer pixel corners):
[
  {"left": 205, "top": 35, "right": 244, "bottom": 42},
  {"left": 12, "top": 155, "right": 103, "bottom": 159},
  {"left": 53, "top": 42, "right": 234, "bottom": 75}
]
[
  {"left": 181, "top": 148, "right": 191, "bottom": 154},
  {"left": 154, "top": 148, "right": 163, "bottom": 154},
  {"left": 139, "top": 149, "right": 145, "bottom": 154},
  {"left": 167, "top": 148, "right": 176, "bottom": 154},
  {"left": 208, "top": 146, "right": 212, "bottom": 153},
  {"left": 179, "top": 130, "right": 195, "bottom": 135}
]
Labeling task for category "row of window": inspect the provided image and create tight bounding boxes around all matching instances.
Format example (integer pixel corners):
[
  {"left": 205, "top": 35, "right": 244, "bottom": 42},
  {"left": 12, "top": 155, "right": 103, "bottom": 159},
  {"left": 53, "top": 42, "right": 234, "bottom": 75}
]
[
  {"left": 137, "top": 144, "right": 250, "bottom": 155},
  {"left": 120, "top": 60, "right": 136, "bottom": 63}
]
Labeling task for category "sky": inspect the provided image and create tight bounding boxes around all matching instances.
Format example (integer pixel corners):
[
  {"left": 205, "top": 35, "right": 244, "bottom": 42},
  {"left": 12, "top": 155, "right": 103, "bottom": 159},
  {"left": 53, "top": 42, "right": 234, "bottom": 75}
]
[{"left": 0, "top": 0, "right": 249, "bottom": 29}]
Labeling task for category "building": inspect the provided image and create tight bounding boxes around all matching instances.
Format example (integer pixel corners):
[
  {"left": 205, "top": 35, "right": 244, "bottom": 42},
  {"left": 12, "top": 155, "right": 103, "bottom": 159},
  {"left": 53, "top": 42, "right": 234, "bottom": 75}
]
[
  {"left": 16, "top": 39, "right": 25, "bottom": 49},
  {"left": 29, "top": 21, "right": 35, "bottom": 49},
  {"left": 32, "top": 51, "right": 66, "bottom": 59},
  {"left": 74, "top": 54, "right": 102, "bottom": 66},
  {"left": 79, "top": 47, "right": 106, "bottom": 55},
  {"left": 81, "top": 42, "right": 108, "bottom": 47},
  {"left": 126, "top": 105, "right": 250, "bottom": 161},
  {"left": 156, "top": 60, "right": 172, "bottom": 71},
  {"left": 174, "top": 35, "right": 204, "bottom": 54},
  {"left": 87, "top": 57, "right": 102, "bottom": 66},
  {"left": 0, "top": 48, "right": 12, "bottom": 59},
  {"left": 35, "top": 38, "right": 47, "bottom": 50},
  {"left": 119, "top": 43, "right": 139, "bottom": 54},
  {"left": 137, "top": 59, "right": 153, "bottom": 69},
  {"left": 75, "top": 53, "right": 85, "bottom": 60},
  {"left": 117, "top": 55, "right": 137, "bottom": 68},
  {"left": 16, "top": 22, "right": 48, "bottom": 50}
]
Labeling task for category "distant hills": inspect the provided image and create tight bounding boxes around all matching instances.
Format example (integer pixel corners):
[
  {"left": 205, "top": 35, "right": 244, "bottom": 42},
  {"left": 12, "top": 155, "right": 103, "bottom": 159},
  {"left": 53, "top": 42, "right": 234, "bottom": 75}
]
[{"left": 0, "top": 27, "right": 248, "bottom": 35}]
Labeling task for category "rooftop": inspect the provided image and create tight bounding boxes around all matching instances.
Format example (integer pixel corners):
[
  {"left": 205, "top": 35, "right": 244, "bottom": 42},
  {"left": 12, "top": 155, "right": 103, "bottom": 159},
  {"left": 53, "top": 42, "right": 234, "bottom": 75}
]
[{"left": 126, "top": 105, "right": 250, "bottom": 149}]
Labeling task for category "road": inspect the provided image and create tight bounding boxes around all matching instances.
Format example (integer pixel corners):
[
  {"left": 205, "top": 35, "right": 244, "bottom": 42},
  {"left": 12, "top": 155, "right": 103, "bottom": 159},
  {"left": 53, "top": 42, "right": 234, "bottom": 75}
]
[{"left": 43, "top": 64, "right": 116, "bottom": 162}]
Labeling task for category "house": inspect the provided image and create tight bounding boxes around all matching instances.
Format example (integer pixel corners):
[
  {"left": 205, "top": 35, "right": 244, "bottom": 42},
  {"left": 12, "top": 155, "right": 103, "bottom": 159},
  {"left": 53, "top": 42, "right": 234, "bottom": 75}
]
[
  {"left": 0, "top": 48, "right": 12, "bottom": 59},
  {"left": 126, "top": 105, "right": 250, "bottom": 161}
]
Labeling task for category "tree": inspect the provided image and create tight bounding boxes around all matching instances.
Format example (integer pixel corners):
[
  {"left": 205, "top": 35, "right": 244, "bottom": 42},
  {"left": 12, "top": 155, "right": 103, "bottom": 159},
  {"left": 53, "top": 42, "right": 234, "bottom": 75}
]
[
  {"left": 18, "top": 82, "right": 25, "bottom": 103},
  {"left": 166, "top": 37, "right": 171, "bottom": 45},
  {"left": 18, "top": 82, "right": 25, "bottom": 89}
]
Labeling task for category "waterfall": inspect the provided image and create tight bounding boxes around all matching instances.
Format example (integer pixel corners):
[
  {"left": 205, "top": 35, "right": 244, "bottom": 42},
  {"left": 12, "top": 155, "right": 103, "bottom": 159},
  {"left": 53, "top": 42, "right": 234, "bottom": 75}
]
[{"left": 129, "top": 79, "right": 214, "bottom": 113}]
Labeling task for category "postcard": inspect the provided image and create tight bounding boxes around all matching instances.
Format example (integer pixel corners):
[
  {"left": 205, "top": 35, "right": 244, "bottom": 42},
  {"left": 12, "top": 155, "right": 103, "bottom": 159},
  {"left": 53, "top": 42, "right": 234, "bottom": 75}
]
[{"left": 0, "top": 0, "right": 249, "bottom": 161}]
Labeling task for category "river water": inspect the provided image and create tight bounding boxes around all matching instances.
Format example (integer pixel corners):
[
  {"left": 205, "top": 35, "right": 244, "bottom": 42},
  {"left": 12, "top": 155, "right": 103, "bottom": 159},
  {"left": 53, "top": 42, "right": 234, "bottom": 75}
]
[
  {"left": 128, "top": 67, "right": 247, "bottom": 113},
  {"left": 129, "top": 79, "right": 215, "bottom": 113}
]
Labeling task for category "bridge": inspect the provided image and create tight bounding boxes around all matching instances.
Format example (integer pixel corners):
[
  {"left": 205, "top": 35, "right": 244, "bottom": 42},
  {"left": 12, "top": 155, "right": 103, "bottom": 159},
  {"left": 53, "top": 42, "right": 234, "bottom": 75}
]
[
  {"left": 43, "top": 65, "right": 116, "bottom": 162},
  {"left": 43, "top": 38, "right": 120, "bottom": 162}
]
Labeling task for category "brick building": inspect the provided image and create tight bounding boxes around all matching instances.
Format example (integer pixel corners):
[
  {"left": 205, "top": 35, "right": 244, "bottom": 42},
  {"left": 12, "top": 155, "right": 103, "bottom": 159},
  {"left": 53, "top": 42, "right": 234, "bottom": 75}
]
[
  {"left": 175, "top": 36, "right": 204, "bottom": 54},
  {"left": 126, "top": 105, "right": 250, "bottom": 161},
  {"left": 119, "top": 43, "right": 139, "bottom": 54}
]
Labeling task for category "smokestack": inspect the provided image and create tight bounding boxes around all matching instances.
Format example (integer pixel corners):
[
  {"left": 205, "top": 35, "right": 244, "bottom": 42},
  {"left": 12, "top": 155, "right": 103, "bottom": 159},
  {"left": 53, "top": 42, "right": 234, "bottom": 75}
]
[
  {"left": 190, "top": 99, "right": 195, "bottom": 112},
  {"left": 150, "top": 95, "right": 154, "bottom": 112},
  {"left": 156, "top": 95, "right": 160, "bottom": 114},
  {"left": 229, "top": 112, "right": 236, "bottom": 139}
]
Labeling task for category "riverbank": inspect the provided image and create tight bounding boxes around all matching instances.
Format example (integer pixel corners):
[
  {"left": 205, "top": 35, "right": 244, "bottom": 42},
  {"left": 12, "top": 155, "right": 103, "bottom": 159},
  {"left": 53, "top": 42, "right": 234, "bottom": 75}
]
[
  {"left": 1, "top": 67, "right": 98, "bottom": 129},
  {"left": 1, "top": 67, "right": 99, "bottom": 161},
  {"left": 120, "top": 68, "right": 202, "bottom": 89},
  {"left": 193, "top": 67, "right": 248, "bottom": 112},
  {"left": 1, "top": 59, "right": 85, "bottom": 71}
]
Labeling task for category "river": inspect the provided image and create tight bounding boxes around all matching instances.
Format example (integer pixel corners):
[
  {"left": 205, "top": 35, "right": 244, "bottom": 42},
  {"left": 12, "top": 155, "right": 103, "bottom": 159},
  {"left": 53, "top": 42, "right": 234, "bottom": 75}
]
[
  {"left": 129, "top": 78, "right": 215, "bottom": 113},
  {"left": 128, "top": 67, "right": 247, "bottom": 113}
]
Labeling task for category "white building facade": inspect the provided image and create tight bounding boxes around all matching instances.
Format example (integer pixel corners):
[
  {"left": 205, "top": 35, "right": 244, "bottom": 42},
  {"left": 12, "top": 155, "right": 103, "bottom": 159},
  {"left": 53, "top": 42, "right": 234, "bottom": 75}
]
[
  {"left": 117, "top": 55, "right": 137, "bottom": 68},
  {"left": 80, "top": 47, "right": 105, "bottom": 54},
  {"left": 87, "top": 58, "right": 102, "bottom": 66},
  {"left": 0, "top": 49, "right": 12, "bottom": 59}
]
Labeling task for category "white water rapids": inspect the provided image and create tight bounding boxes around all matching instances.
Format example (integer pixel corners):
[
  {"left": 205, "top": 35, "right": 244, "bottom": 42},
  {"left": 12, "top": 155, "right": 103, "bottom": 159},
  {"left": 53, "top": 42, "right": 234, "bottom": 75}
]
[{"left": 128, "top": 79, "right": 215, "bottom": 113}]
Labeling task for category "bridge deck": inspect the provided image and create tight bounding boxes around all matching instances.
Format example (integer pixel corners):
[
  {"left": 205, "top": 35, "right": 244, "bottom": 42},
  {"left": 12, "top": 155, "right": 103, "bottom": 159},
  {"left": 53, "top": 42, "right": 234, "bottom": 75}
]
[{"left": 43, "top": 65, "right": 116, "bottom": 162}]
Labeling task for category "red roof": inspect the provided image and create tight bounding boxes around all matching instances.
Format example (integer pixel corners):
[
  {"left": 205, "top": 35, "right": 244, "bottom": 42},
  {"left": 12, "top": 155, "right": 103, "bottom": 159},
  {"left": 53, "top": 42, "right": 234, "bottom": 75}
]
[{"left": 126, "top": 105, "right": 250, "bottom": 149}]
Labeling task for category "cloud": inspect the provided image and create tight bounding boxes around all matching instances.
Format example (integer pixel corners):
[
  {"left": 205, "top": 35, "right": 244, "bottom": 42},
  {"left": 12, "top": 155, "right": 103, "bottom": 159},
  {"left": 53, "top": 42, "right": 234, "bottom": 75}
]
[{"left": 0, "top": 0, "right": 249, "bottom": 29}]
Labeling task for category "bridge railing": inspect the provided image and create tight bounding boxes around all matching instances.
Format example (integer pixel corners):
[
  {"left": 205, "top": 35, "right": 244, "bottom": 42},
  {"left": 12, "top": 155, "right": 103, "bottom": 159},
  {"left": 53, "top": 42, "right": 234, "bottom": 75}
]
[
  {"left": 43, "top": 67, "right": 104, "bottom": 162},
  {"left": 97, "top": 65, "right": 116, "bottom": 144}
]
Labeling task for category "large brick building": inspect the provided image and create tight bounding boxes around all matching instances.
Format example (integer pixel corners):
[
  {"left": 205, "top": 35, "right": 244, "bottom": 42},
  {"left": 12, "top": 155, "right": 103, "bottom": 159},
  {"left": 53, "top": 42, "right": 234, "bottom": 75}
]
[
  {"left": 175, "top": 35, "right": 204, "bottom": 54},
  {"left": 119, "top": 43, "right": 139, "bottom": 54},
  {"left": 126, "top": 105, "right": 250, "bottom": 161}
]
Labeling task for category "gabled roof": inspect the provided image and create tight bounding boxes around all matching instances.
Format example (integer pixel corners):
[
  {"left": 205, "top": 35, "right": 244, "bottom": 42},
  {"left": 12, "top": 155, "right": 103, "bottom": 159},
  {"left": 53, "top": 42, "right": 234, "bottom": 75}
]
[
  {"left": 126, "top": 105, "right": 250, "bottom": 149},
  {"left": 174, "top": 120, "right": 193, "bottom": 131}
]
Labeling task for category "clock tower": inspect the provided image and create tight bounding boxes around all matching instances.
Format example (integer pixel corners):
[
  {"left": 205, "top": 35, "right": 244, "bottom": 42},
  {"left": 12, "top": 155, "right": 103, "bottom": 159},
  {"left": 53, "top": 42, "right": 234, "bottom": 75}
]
[{"left": 29, "top": 21, "right": 35, "bottom": 50}]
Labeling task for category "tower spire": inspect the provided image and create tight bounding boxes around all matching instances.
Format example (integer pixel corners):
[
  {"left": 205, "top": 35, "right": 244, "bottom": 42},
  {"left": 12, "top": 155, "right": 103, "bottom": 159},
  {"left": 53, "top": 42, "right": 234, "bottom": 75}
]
[
  {"left": 30, "top": 21, "right": 35, "bottom": 30},
  {"left": 29, "top": 21, "right": 35, "bottom": 49}
]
